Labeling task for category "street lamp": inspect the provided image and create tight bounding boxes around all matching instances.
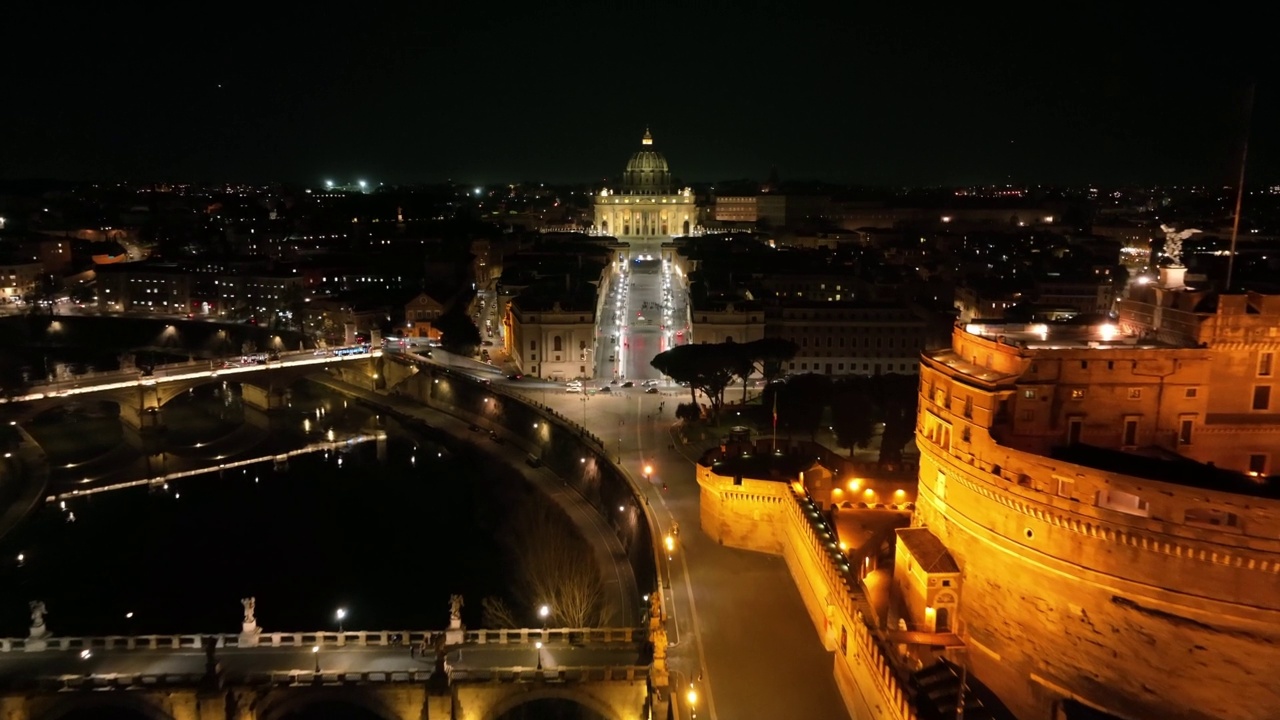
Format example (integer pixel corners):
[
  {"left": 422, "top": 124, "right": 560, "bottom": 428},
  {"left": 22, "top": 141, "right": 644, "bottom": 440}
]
[
  {"left": 312, "top": 645, "right": 320, "bottom": 673},
  {"left": 539, "top": 604, "right": 550, "bottom": 629},
  {"left": 336, "top": 607, "right": 347, "bottom": 633},
  {"left": 535, "top": 640, "right": 544, "bottom": 670},
  {"left": 687, "top": 684, "right": 699, "bottom": 718}
]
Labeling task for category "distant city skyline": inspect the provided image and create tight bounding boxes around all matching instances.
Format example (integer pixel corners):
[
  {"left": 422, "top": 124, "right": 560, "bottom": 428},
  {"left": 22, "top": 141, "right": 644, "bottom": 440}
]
[{"left": 2, "top": 4, "right": 1274, "bottom": 187}]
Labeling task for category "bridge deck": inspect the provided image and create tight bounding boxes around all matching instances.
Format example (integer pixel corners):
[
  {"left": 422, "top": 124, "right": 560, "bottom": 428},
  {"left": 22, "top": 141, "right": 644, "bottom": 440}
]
[{"left": 0, "top": 629, "right": 647, "bottom": 689}]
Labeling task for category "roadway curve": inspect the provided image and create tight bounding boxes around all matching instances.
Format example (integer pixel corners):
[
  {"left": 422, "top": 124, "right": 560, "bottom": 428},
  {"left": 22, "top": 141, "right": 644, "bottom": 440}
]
[{"left": 308, "top": 376, "right": 640, "bottom": 627}]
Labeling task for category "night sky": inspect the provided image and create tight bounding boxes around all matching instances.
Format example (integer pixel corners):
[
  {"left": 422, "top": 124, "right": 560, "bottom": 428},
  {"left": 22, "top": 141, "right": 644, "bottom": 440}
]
[{"left": 2, "top": 2, "right": 1274, "bottom": 187}]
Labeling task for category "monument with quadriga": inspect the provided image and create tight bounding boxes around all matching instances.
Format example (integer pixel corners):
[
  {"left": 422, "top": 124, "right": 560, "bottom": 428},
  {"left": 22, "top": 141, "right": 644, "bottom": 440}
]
[
  {"left": 239, "top": 597, "right": 262, "bottom": 648},
  {"left": 25, "top": 601, "right": 49, "bottom": 652}
]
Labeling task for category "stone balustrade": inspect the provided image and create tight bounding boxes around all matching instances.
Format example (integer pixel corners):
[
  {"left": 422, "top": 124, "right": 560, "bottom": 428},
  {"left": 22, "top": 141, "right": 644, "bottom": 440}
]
[
  {"left": 18, "top": 665, "right": 648, "bottom": 692},
  {"left": 0, "top": 627, "right": 642, "bottom": 653},
  {"left": 446, "top": 665, "right": 650, "bottom": 683}
]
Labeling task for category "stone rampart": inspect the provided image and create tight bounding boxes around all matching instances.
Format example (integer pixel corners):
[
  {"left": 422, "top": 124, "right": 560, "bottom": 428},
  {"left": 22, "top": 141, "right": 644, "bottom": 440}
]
[
  {"left": 696, "top": 465, "right": 917, "bottom": 720},
  {"left": 917, "top": 431, "right": 1280, "bottom": 720}
]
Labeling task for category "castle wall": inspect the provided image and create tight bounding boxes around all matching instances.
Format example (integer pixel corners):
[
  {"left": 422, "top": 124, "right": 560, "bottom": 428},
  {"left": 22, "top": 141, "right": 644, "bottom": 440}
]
[
  {"left": 916, "top": 440, "right": 1280, "bottom": 720},
  {"left": 695, "top": 464, "right": 789, "bottom": 553},
  {"left": 696, "top": 467, "right": 918, "bottom": 720}
]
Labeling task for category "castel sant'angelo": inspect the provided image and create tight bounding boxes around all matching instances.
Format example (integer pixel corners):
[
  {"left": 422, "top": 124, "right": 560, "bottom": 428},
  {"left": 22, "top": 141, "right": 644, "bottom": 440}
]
[{"left": 695, "top": 263, "right": 1280, "bottom": 720}]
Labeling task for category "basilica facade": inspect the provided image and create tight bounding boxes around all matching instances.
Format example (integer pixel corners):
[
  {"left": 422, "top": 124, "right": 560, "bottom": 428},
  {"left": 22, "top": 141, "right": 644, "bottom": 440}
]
[{"left": 594, "top": 130, "right": 696, "bottom": 239}]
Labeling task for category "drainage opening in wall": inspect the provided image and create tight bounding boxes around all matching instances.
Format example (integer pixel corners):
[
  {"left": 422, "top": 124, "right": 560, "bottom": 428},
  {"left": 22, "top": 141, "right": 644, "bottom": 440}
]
[{"left": 1024, "top": 528, "right": 1034, "bottom": 540}]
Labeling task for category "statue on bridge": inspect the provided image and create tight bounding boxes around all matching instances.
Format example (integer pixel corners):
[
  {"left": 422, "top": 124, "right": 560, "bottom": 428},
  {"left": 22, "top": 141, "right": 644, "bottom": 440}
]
[
  {"left": 28, "top": 601, "right": 48, "bottom": 636},
  {"left": 449, "top": 594, "right": 464, "bottom": 627},
  {"left": 26, "top": 601, "right": 50, "bottom": 650},
  {"left": 239, "top": 597, "right": 261, "bottom": 648},
  {"left": 446, "top": 594, "right": 465, "bottom": 645}
]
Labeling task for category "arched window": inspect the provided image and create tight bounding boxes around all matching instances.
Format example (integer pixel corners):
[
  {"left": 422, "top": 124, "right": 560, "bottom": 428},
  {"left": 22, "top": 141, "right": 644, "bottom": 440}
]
[{"left": 553, "top": 336, "right": 563, "bottom": 352}]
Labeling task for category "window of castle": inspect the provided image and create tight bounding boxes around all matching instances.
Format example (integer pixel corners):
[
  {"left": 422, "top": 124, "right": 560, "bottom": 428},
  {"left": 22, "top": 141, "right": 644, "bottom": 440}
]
[
  {"left": 1252, "top": 386, "right": 1271, "bottom": 411},
  {"left": 1248, "top": 453, "right": 1268, "bottom": 476}
]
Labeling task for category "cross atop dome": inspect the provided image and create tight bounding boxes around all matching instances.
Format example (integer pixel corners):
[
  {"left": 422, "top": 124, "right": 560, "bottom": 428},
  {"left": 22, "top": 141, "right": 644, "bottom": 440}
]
[{"left": 641, "top": 128, "right": 653, "bottom": 146}]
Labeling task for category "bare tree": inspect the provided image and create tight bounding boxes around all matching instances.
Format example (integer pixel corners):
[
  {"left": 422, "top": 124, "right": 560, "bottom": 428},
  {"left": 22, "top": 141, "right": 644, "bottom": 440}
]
[
  {"left": 506, "top": 499, "right": 605, "bottom": 628},
  {"left": 480, "top": 596, "right": 520, "bottom": 629}
]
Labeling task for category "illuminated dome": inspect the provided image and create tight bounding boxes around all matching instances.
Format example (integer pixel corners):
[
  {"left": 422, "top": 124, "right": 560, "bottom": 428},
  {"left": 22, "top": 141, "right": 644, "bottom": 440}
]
[{"left": 622, "top": 129, "right": 672, "bottom": 194}]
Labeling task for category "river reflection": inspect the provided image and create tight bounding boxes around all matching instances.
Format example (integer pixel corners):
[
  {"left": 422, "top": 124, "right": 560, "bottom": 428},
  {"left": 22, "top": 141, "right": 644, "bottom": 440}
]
[{"left": 0, "top": 383, "right": 514, "bottom": 637}]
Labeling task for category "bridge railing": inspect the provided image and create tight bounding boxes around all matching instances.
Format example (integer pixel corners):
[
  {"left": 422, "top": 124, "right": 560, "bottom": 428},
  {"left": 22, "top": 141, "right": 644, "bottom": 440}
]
[
  {"left": 0, "top": 627, "right": 643, "bottom": 653},
  {"left": 9, "top": 666, "right": 649, "bottom": 692},
  {"left": 446, "top": 665, "right": 651, "bottom": 683}
]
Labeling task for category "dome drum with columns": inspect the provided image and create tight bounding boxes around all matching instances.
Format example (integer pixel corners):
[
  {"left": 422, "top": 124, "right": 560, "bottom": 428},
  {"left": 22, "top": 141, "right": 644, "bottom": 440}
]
[{"left": 594, "top": 130, "right": 697, "bottom": 239}]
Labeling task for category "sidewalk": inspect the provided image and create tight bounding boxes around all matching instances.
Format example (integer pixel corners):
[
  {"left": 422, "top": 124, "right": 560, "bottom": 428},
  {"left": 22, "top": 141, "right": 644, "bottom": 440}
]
[{"left": 309, "top": 376, "right": 640, "bottom": 627}]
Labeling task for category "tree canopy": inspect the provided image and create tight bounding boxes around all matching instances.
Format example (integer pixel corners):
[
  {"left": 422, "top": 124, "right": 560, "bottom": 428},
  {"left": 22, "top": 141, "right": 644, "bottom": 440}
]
[{"left": 650, "top": 338, "right": 798, "bottom": 418}]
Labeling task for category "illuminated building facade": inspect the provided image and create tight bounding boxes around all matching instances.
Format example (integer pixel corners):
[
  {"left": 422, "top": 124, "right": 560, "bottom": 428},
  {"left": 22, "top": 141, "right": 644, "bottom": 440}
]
[
  {"left": 911, "top": 276, "right": 1280, "bottom": 720},
  {"left": 594, "top": 130, "right": 697, "bottom": 240}
]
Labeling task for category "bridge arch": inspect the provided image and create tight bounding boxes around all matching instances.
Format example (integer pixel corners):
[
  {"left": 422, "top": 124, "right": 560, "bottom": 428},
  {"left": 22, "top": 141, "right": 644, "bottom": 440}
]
[
  {"left": 31, "top": 693, "right": 175, "bottom": 720},
  {"left": 469, "top": 683, "right": 641, "bottom": 720},
  {"left": 256, "top": 686, "right": 403, "bottom": 720}
]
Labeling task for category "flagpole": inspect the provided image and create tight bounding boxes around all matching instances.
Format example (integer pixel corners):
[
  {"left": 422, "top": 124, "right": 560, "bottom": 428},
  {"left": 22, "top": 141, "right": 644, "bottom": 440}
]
[
  {"left": 1225, "top": 82, "right": 1255, "bottom": 292},
  {"left": 771, "top": 390, "right": 778, "bottom": 454}
]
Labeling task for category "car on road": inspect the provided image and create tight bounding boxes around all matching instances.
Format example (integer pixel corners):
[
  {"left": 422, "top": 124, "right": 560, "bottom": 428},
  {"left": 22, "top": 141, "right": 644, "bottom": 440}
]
[
  {"left": 609, "top": 379, "right": 619, "bottom": 385},
  {"left": 566, "top": 385, "right": 582, "bottom": 393},
  {"left": 599, "top": 386, "right": 612, "bottom": 393},
  {"left": 507, "top": 373, "right": 523, "bottom": 380},
  {"left": 642, "top": 379, "right": 659, "bottom": 386},
  {"left": 469, "top": 424, "right": 482, "bottom": 432},
  {"left": 489, "top": 430, "right": 504, "bottom": 444},
  {"left": 645, "top": 387, "right": 659, "bottom": 394},
  {"left": 621, "top": 381, "right": 634, "bottom": 388}
]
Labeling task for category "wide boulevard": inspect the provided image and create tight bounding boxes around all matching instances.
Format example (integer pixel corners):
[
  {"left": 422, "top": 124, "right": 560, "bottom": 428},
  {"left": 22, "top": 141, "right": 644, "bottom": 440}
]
[{"left": 473, "top": 240, "right": 850, "bottom": 720}]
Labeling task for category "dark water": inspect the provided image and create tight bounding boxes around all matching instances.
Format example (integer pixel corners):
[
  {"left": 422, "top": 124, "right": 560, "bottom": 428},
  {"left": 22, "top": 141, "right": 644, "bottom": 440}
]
[{"left": 0, "top": 389, "right": 519, "bottom": 637}]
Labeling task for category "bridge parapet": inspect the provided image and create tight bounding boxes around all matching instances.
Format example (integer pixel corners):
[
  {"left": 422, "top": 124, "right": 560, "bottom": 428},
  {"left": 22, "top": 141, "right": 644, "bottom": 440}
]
[
  {"left": 0, "top": 627, "right": 644, "bottom": 653},
  {"left": 447, "top": 665, "right": 650, "bottom": 683},
  {"left": 20, "top": 669, "right": 439, "bottom": 693}
]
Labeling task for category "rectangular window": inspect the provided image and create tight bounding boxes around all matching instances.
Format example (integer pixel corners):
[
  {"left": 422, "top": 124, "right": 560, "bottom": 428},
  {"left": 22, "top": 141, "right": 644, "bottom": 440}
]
[
  {"left": 1097, "top": 488, "right": 1149, "bottom": 517},
  {"left": 963, "top": 396, "right": 973, "bottom": 418},
  {"left": 1179, "top": 418, "right": 1194, "bottom": 445},
  {"left": 1253, "top": 386, "right": 1271, "bottom": 411},
  {"left": 1122, "top": 417, "right": 1138, "bottom": 446},
  {"left": 1067, "top": 416, "right": 1083, "bottom": 445},
  {"left": 1184, "top": 508, "right": 1240, "bottom": 529},
  {"left": 1128, "top": 388, "right": 1142, "bottom": 400},
  {"left": 1248, "top": 454, "right": 1268, "bottom": 476},
  {"left": 1260, "top": 352, "right": 1274, "bottom": 377},
  {"left": 1057, "top": 477, "right": 1074, "bottom": 498},
  {"left": 1071, "top": 389, "right": 1085, "bottom": 399},
  {"left": 1023, "top": 389, "right": 1037, "bottom": 399},
  {"left": 1185, "top": 387, "right": 1199, "bottom": 399}
]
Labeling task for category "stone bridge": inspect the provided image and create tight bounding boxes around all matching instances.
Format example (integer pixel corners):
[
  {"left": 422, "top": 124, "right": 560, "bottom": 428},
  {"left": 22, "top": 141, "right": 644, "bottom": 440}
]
[
  {"left": 0, "top": 628, "right": 655, "bottom": 720},
  {"left": 0, "top": 350, "right": 384, "bottom": 432}
]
